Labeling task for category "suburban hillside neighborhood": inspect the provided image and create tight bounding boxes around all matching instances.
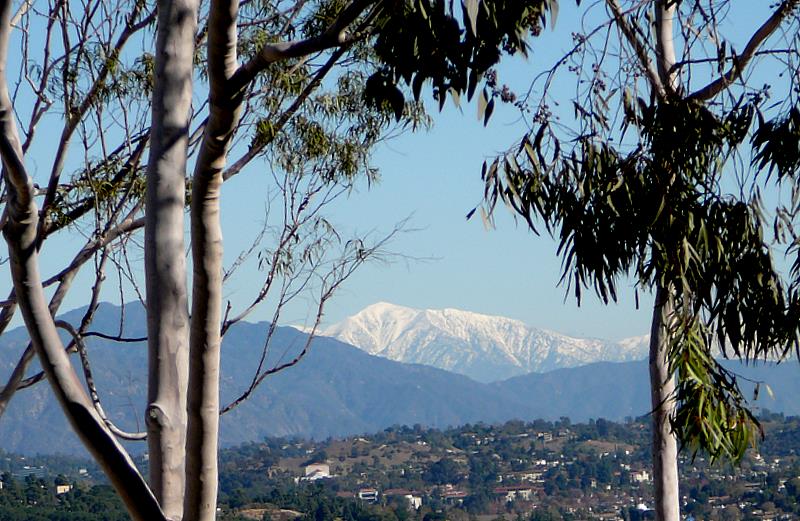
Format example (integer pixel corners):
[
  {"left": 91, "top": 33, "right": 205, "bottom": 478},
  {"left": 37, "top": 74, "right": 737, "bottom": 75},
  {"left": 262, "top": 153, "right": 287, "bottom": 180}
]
[{"left": 4, "top": 413, "right": 799, "bottom": 520}]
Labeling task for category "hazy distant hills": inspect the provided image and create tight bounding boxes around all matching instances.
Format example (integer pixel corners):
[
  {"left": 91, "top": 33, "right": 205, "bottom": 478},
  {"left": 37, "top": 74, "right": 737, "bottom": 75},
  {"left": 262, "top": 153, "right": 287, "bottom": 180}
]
[
  {"left": 323, "top": 302, "right": 650, "bottom": 382},
  {"left": 1, "top": 303, "right": 798, "bottom": 456}
]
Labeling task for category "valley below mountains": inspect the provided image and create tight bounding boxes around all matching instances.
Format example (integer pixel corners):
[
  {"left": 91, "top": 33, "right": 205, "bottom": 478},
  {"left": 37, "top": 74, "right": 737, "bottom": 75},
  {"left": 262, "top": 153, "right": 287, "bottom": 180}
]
[{"left": 1, "top": 302, "right": 797, "bottom": 456}]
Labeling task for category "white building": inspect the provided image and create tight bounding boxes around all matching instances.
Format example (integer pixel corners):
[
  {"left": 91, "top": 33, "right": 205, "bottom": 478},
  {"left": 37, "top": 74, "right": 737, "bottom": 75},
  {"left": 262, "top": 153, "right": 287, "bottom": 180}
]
[{"left": 302, "top": 463, "right": 331, "bottom": 481}]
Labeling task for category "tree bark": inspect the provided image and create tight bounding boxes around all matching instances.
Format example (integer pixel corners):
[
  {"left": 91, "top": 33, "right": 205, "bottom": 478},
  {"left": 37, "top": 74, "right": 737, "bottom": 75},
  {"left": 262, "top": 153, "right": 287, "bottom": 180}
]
[
  {"left": 185, "top": 0, "right": 240, "bottom": 518},
  {"left": 146, "top": 0, "right": 198, "bottom": 518},
  {"left": 651, "top": 4, "right": 681, "bottom": 520},
  {"left": 649, "top": 285, "right": 680, "bottom": 521}
]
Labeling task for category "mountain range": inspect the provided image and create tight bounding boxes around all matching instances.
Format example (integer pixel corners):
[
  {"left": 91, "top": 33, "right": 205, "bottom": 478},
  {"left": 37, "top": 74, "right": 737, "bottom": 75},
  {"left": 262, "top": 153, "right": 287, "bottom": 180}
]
[
  {"left": 323, "top": 302, "right": 650, "bottom": 382},
  {"left": 0, "top": 302, "right": 797, "bottom": 456}
]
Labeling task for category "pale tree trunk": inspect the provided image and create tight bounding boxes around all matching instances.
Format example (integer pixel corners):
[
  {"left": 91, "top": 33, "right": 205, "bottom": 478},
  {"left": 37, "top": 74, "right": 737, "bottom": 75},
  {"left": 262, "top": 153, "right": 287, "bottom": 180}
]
[
  {"left": 185, "top": 0, "right": 240, "bottom": 518},
  {"left": 145, "top": 0, "right": 198, "bottom": 518},
  {"left": 651, "top": 2, "right": 681, "bottom": 520},
  {"left": 0, "top": 1, "right": 165, "bottom": 519},
  {"left": 649, "top": 285, "right": 680, "bottom": 521}
]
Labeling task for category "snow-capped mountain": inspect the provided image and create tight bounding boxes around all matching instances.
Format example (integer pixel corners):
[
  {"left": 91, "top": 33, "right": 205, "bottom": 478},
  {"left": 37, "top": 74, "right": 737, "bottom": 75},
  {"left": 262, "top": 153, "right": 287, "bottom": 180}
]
[{"left": 322, "top": 302, "right": 649, "bottom": 382}]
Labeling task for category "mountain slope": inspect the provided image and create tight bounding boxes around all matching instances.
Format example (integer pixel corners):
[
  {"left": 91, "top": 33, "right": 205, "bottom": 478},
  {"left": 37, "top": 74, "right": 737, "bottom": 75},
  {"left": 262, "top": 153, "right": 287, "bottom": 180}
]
[
  {"left": 1, "top": 303, "right": 797, "bottom": 456},
  {"left": 323, "top": 302, "right": 650, "bottom": 382},
  {"left": 0, "top": 303, "right": 528, "bottom": 454}
]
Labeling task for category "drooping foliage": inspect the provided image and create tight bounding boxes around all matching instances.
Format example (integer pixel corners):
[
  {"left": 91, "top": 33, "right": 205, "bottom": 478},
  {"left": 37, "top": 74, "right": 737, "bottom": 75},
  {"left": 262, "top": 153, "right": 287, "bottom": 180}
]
[
  {"left": 481, "top": 78, "right": 800, "bottom": 461},
  {"left": 366, "top": 0, "right": 558, "bottom": 117}
]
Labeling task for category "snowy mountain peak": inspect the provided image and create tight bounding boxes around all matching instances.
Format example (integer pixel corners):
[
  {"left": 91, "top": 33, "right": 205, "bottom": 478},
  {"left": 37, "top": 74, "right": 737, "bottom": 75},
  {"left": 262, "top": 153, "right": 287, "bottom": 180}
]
[
  {"left": 364, "top": 301, "right": 419, "bottom": 314},
  {"left": 323, "top": 302, "right": 649, "bottom": 383}
]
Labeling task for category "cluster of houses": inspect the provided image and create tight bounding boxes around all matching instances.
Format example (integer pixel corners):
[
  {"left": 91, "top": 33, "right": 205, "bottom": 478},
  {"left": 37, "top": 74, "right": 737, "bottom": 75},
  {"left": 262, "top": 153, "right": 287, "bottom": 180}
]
[
  {"left": 334, "top": 486, "right": 422, "bottom": 510},
  {"left": 302, "top": 461, "right": 651, "bottom": 512},
  {"left": 280, "top": 425, "right": 799, "bottom": 521}
]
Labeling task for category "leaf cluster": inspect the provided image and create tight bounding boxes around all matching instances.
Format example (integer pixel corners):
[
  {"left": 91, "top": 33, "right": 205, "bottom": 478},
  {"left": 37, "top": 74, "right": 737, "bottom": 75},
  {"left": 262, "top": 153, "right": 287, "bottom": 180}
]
[
  {"left": 669, "top": 316, "right": 762, "bottom": 463},
  {"left": 365, "top": 0, "right": 556, "bottom": 115},
  {"left": 752, "top": 106, "right": 800, "bottom": 181}
]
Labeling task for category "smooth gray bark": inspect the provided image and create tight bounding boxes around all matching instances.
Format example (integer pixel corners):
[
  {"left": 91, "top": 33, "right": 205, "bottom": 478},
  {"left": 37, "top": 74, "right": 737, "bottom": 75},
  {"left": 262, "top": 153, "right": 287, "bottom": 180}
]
[
  {"left": 651, "top": 4, "right": 681, "bottom": 520},
  {"left": 648, "top": 286, "right": 679, "bottom": 521},
  {"left": 185, "top": 0, "right": 240, "bottom": 518},
  {"left": 185, "top": 4, "right": 367, "bottom": 517},
  {"left": 146, "top": 0, "right": 198, "bottom": 518}
]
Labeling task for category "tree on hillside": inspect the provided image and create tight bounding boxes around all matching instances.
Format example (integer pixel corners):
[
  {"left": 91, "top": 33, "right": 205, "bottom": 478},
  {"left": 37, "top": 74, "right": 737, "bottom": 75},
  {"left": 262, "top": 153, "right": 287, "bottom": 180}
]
[
  {"left": 0, "top": 0, "right": 556, "bottom": 519},
  {"left": 478, "top": 1, "right": 800, "bottom": 520}
]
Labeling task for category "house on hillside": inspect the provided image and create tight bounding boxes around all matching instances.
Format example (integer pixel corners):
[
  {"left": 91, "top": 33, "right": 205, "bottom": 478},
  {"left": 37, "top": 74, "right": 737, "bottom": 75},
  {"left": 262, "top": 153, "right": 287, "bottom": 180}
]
[
  {"left": 509, "top": 471, "right": 543, "bottom": 483},
  {"left": 358, "top": 488, "right": 379, "bottom": 503},
  {"left": 302, "top": 463, "right": 331, "bottom": 481},
  {"left": 494, "top": 484, "right": 534, "bottom": 502},
  {"left": 14, "top": 465, "right": 46, "bottom": 479},
  {"left": 384, "top": 489, "right": 422, "bottom": 510},
  {"left": 630, "top": 470, "right": 650, "bottom": 484},
  {"left": 440, "top": 485, "right": 468, "bottom": 505}
]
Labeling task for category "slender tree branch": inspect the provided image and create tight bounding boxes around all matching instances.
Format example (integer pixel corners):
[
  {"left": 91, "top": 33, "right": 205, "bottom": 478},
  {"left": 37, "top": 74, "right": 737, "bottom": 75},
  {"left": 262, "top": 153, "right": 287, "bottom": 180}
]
[
  {"left": 223, "top": 41, "right": 350, "bottom": 181},
  {"left": 43, "top": 136, "right": 148, "bottom": 238},
  {"left": 230, "top": 0, "right": 375, "bottom": 91},
  {"left": 670, "top": 49, "right": 798, "bottom": 72},
  {"left": 9, "top": 0, "right": 31, "bottom": 26},
  {"left": 83, "top": 331, "right": 148, "bottom": 342},
  {"left": 606, "top": 0, "right": 667, "bottom": 98},
  {"left": 37, "top": 1, "right": 152, "bottom": 244},
  {"left": 0, "top": 343, "right": 33, "bottom": 416},
  {"left": 58, "top": 320, "right": 147, "bottom": 441},
  {"left": 689, "top": 0, "right": 800, "bottom": 101},
  {"left": 42, "top": 215, "right": 145, "bottom": 288},
  {"left": 220, "top": 223, "right": 403, "bottom": 414},
  {"left": 0, "top": 208, "right": 145, "bottom": 412}
]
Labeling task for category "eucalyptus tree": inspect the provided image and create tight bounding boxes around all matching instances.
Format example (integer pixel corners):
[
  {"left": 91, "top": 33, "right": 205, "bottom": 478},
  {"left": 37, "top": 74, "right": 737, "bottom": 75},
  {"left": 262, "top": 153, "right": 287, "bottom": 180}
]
[
  {"left": 0, "top": 0, "right": 555, "bottom": 519},
  {"left": 477, "top": 1, "right": 800, "bottom": 520}
]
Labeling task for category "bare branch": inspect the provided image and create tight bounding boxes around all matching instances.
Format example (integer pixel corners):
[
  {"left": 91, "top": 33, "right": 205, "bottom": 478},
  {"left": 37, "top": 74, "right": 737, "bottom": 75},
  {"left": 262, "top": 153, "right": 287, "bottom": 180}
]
[
  {"left": 0, "top": 208, "right": 145, "bottom": 411},
  {"left": 671, "top": 49, "right": 799, "bottom": 71},
  {"left": 0, "top": 343, "right": 33, "bottom": 416},
  {"left": 9, "top": 0, "right": 31, "bottom": 27},
  {"left": 83, "top": 331, "right": 148, "bottom": 342},
  {"left": 220, "top": 221, "right": 406, "bottom": 414},
  {"left": 223, "top": 217, "right": 268, "bottom": 282},
  {"left": 58, "top": 320, "right": 147, "bottom": 441}
]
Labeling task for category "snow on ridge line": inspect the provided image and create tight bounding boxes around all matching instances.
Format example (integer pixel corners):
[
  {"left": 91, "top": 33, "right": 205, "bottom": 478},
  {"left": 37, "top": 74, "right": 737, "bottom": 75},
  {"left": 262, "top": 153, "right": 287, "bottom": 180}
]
[{"left": 322, "top": 302, "right": 650, "bottom": 382}]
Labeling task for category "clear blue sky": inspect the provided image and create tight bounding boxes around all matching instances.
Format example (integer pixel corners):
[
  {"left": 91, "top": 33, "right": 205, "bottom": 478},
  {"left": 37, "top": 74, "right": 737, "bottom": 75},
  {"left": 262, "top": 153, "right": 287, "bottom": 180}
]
[
  {"left": 250, "top": 0, "right": 781, "bottom": 339},
  {"left": 221, "top": 94, "right": 653, "bottom": 340},
  {"left": 9, "top": 1, "right": 784, "bottom": 342},
  {"left": 220, "top": 2, "right": 657, "bottom": 341}
]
